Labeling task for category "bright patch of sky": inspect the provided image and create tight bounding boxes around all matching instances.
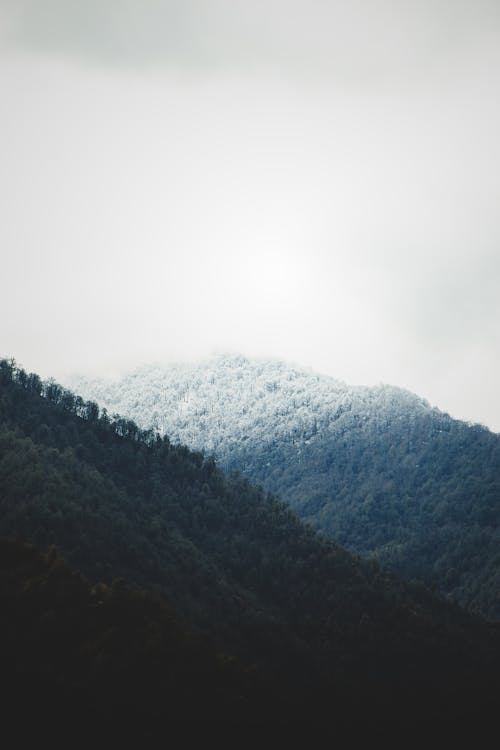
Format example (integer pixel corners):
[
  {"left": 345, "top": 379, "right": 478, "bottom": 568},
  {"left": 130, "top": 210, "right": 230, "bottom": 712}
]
[{"left": 1, "top": 1, "right": 499, "bottom": 431}]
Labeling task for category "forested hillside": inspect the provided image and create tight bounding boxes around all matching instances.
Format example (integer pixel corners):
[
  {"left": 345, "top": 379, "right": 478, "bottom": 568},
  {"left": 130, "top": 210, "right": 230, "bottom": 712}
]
[
  {"left": 70, "top": 354, "right": 500, "bottom": 619},
  {"left": 2, "top": 357, "right": 500, "bottom": 729},
  {"left": 0, "top": 537, "right": 268, "bottom": 738}
]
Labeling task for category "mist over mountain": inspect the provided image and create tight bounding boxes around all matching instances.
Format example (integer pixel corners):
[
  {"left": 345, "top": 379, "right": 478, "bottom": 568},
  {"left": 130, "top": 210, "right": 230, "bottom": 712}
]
[
  {"left": 4, "top": 0, "right": 500, "bottom": 736},
  {"left": 69, "top": 353, "right": 500, "bottom": 619}
]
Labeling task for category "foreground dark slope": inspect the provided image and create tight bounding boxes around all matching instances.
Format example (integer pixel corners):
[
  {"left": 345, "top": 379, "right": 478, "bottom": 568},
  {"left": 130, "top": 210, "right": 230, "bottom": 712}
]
[
  {"left": 1, "top": 358, "right": 500, "bottom": 726},
  {"left": 0, "top": 537, "right": 268, "bottom": 736},
  {"left": 70, "top": 355, "right": 500, "bottom": 619}
]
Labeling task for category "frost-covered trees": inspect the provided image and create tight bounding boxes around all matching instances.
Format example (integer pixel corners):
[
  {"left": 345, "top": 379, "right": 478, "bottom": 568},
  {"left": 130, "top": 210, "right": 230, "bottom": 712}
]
[
  {"left": 67, "top": 354, "right": 500, "bottom": 620},
  {"left": 68, "top": 353, "right": 432, "bottom": 460}
]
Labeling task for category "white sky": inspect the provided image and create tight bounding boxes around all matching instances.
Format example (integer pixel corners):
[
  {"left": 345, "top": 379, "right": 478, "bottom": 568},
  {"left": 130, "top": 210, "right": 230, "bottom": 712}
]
[{"left": 1, "top": 1, "right": 499, "bottom": 431}]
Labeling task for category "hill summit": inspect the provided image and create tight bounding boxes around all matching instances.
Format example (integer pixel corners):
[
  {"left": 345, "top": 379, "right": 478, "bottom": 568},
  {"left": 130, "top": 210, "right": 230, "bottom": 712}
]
[{"left": 69, "top": 353, "right": 500, "bottom": 620}]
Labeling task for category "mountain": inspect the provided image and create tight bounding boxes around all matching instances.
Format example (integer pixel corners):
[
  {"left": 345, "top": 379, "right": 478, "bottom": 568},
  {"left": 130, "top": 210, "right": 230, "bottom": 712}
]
[
  {"left": 69, "top": 353, "right": 500, "bottom": 619},
  {"left": 2, "top": 356, "right": 500, "bottom": 731}
]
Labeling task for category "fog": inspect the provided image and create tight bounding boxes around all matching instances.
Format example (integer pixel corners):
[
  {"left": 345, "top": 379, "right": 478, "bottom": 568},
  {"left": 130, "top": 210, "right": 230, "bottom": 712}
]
[{"left": 1, "top": 1, "right": 499, "bottom": 430}]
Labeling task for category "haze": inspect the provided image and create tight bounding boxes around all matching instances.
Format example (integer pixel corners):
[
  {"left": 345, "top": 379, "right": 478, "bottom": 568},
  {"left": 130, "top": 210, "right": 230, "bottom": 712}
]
[{"left": 1, "top": 1, "right": 499, "bottom": 431}]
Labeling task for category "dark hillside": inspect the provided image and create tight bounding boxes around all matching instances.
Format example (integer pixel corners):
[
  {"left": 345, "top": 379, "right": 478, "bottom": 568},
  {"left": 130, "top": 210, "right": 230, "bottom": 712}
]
[
  {"left": 0, "top": 537, "right": 276, "bottom": 738},
  {"left": 1, "top": 358, "right": 500, "bottom": 729}
]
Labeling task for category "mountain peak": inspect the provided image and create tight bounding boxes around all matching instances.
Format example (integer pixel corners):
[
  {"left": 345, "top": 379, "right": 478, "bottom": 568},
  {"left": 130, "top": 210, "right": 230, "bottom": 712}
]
[{"left": 67, "top": 353, "right": 435, "bottom": 455}]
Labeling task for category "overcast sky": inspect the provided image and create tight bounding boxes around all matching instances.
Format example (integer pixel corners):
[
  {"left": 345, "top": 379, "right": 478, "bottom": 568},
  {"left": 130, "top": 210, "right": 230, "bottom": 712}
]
[{"left": 1, "top": 1, "right": 499, "bottom": 431}]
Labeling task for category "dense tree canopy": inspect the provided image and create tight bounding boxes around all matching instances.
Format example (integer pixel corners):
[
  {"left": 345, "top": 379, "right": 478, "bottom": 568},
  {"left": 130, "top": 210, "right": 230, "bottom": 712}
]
[
  {"left": 70, "top": 355, "right": 500, "bottom": 619},
  {"left": 1, "top": 357, "right": 500, "bottom": 730}
]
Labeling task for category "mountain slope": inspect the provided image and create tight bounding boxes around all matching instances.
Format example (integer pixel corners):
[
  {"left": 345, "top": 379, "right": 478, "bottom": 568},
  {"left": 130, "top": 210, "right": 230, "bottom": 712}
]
[
  {"left": 0, "top": 537, "right": 268, "bottom": 737},
  {"left": 69, "top": 353, "right": 500, "bottom": 619},
  {"left": 2, "top": 356, "right": 500, "bottom": 727}
]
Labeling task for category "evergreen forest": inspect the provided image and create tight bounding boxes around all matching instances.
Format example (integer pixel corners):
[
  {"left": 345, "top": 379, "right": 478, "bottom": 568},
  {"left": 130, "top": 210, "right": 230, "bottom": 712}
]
[{"left": 1, "top": 357, "right": 500, "bottom": 734}]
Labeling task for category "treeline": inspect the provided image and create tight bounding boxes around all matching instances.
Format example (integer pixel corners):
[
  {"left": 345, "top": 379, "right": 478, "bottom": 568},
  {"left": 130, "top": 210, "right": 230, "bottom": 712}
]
[{"left": 1, "top": 357, "right": 164, "bottom": 446}]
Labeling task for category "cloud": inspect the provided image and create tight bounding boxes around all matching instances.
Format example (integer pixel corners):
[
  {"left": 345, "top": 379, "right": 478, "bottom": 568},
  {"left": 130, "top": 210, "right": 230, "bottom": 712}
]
[
  {"left": 2, "top": 0, "right": 500, "bottom": 88},
  {"left": 1, "top": 2, "right": 499, "bottom": 430}
]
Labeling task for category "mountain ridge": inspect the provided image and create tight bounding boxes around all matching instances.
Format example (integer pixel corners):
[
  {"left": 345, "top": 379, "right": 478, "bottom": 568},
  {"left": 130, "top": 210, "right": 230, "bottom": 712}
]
[{"left": 67, "top": 353, "right": 500, "bottom": 619}]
